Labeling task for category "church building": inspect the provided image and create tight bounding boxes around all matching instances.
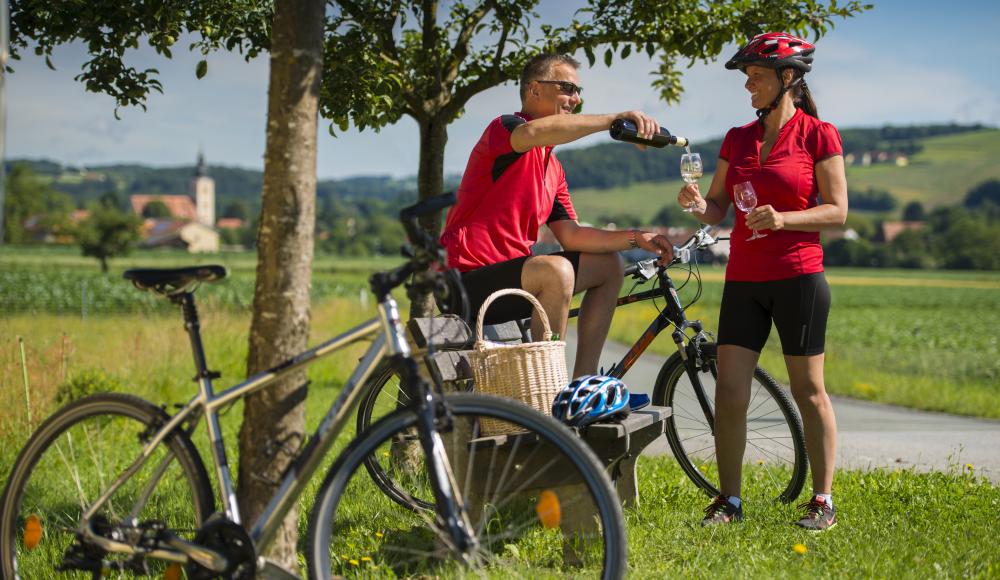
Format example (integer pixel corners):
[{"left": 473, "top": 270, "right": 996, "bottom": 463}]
[{"left": 130, "top": 152, "right": 221, "bottom": 253}]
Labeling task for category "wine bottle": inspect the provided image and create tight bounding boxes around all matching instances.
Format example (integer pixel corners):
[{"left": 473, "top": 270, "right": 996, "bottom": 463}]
[{"left": 609, "top": 119, "right": 689, "bottom": 148}]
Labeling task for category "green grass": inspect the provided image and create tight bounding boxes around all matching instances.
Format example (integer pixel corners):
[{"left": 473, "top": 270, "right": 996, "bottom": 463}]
[
  {"left": 605, "top": 266, "right": 1000, "bottom": 418},
  {"left": 631, "top": 457, "right": 999, "bottom": 578},
  {"left": 568, "top": 129, "right": 1000, "bottom": 223}
]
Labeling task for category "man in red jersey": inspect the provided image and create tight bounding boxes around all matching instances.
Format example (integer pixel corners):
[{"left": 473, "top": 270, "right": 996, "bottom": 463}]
[{"left": 441, "top": 53, "right": 673, "bottom": 377}]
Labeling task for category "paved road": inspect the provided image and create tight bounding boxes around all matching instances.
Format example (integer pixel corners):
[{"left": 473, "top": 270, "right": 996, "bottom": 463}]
[{"left": 565, "top": 329, "right": 1000, "bottom": 482}]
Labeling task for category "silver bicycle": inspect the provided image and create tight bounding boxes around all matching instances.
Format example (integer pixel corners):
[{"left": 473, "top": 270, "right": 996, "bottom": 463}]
[{"left": 1, "top": 195, "right": 626, "bottom": 579}]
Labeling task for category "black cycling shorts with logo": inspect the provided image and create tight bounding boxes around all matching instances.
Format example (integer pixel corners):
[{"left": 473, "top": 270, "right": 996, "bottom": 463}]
[
  {"left": 459, "top": 251, "right": 581, "bottom": 326},
  {"left": 717, "top": 272, "right": 831, "bottom": 356}
]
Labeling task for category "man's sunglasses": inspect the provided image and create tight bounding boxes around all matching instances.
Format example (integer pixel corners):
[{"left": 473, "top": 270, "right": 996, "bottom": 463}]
[{"left": 535, "top": 80, "right": 583, "bottom": 96}]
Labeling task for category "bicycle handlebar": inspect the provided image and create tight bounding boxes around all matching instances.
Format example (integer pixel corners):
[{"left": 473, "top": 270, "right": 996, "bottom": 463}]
[{"left": 625, "top": 225, "right": 719, "bottom": 281}]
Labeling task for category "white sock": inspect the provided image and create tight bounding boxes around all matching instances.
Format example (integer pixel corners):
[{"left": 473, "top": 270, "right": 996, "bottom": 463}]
[
  {"left": 726, "top": 495, "right": 742, "bottom": 509},
  {"left": 814, "top": 493, "right": 833, "bottom": 508}
]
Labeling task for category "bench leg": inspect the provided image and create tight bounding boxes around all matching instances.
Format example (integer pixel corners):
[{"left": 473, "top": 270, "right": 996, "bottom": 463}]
[
  {"left": 551, "top": 482, "right": 601, "bottom": 567},
  {"left": 612, "top": 456, "right": 639, "bottom": 508}
]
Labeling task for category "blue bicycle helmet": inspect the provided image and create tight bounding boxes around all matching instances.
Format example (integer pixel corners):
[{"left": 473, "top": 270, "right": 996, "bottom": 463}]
[{"left": 551, "top": 375, "right": 631, "bottom": 428}]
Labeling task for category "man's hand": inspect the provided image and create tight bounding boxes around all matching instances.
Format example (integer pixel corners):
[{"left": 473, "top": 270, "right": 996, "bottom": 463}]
[
  {"left": 746, "top": 205, "right": 785, "bottom": 231},
  {"left": 636, "top": 231, "right": 674, "bottom": 264},
  {"left": 615, "top": 110, "right": 660, "bottom": 150}
]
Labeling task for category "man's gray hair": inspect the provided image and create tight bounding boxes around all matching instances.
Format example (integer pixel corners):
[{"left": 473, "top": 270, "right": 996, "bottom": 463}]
[{"left": 519, "top": 53, "right": 581, "bottom": 101}]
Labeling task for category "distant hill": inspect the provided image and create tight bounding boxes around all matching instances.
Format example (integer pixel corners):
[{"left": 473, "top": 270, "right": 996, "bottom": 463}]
[
  {"left": 5, "top": 160, "right": 429, "bottom": 215},
  {"left": 556, "top": 122, "right": 989, "bottom": 190},
  {"left": 8, "top": 122, "right": 993, "bottom": 218},
  {"left": 566, "top": 128, "right": 1000, "bottom": 224}
]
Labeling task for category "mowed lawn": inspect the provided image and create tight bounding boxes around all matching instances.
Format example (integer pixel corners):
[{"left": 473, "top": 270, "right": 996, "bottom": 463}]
[{"left": 605, "top": 266, "right": 1000, "bottom": 419}]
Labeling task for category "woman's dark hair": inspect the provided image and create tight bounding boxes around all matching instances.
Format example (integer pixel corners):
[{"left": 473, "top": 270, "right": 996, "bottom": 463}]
[{"left": 788, "top": 69, "right": 819, "bottom": 118}]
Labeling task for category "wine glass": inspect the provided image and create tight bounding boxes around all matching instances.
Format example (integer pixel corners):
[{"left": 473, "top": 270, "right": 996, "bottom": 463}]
[
  {"left": 733, "top": 181, "right": 767, "bottom": 241},
  {"left": 679, "top": 152, "right": 703, "bottom": 213}
]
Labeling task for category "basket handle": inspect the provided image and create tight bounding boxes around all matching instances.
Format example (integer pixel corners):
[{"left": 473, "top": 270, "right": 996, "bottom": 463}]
[{"left": 475, "top": 288, "right": 553, "bottom": 343}]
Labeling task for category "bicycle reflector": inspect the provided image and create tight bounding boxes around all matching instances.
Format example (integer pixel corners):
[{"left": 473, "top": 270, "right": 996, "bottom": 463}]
[
  {"left": 23, "top": 514, "right": 42, "bottom": 550},
  {"left": 535, "top": 489, "right": 562, "bottom": 528}
]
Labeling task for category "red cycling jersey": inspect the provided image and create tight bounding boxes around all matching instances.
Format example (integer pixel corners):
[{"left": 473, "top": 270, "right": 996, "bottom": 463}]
[
  {"left": 720, "top": 107, "right": 842, "bottom": 282},
  {"left": 440, "top": 113, "right": 577, "bottom": 272}
]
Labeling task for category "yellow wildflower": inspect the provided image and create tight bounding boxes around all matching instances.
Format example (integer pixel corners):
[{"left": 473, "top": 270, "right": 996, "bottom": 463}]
[{"left": 793, "top": 543, "right": 807, "bottom": 555}]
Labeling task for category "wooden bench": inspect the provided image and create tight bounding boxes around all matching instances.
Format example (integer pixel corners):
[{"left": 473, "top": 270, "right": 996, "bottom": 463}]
[{"left": 407, "top": 315, "right": 671, "bottom": 508}]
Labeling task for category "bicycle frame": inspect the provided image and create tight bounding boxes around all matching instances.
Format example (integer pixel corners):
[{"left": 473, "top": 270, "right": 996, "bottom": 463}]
[
  {"left": 565, "top": 258, "right": 718, "bottom": 432},
  {"left": 78, "top": 291, "right": 411, "bottom": 564},
  {"left": 569, "top": 267, "right": 704, "bottom": 381}
]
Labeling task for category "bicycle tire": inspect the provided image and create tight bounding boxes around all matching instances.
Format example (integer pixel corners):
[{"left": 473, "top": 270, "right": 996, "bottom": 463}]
[
  {"left": 653, "top": 343, "right": 808, "bottom": 503},
  {"left": 1, "top": 393, "right": 215, "bottom": 579},
  {"left": 356, "top": 362, "right": 437, "bottom": 511},
  {"left": 309, "top": 392, "right": 627, "bottom": 579}
]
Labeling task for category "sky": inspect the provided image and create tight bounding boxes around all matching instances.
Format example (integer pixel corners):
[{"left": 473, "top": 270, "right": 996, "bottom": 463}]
[{"left": 4, "top": 0, "right": 1000, "bottom": 180}]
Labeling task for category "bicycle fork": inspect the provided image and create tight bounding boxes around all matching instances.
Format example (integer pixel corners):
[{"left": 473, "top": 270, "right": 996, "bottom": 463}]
[{"left": 395, "top": 355, "right": 480, "bottom": 561}]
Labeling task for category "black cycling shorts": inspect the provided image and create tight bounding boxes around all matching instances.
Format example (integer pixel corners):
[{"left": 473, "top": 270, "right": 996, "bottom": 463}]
[
  {"left": 717, "top": 272, "right": 831, "bottom": 356},
  {"left": 459, "top": 251, "right": 581, "bottom": 325}
]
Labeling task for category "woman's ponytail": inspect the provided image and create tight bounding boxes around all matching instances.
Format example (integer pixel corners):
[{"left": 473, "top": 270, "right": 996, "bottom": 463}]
[{"left": 791, "top": 71, "right": 819, "bottom": 118}]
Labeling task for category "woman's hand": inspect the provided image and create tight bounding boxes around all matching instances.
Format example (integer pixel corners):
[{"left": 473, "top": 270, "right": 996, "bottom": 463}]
[
  {"left": 746, "top": 205, "right": 785, "bottom": 231},
  {"left": 678, "top": 183, "right": 707, "bottom": 213}
]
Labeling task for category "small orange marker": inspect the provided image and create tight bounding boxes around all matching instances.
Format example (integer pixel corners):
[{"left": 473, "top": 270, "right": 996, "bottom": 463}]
[
  {"left": 165, "top": 563, "right": 183, "bottom": 580},
  {"left": 23, "top": 515, "right": 42, "bottom": 550},
  {"left": 535, "top": 490, "right": 562, "bottom": 528}
]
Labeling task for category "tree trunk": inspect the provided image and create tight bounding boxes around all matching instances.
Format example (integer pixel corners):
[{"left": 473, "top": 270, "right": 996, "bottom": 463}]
[
  {"left": 237, "top": 0, "right": 324, "bottom": 570},
  {"left": 412, "top": 116, "right": 449, "bottom": 318}
]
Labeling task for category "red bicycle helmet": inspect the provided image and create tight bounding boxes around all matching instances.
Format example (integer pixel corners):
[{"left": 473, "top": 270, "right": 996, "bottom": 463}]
[{"left": 725, "top": 32, "right": 815, "bottom": 73}]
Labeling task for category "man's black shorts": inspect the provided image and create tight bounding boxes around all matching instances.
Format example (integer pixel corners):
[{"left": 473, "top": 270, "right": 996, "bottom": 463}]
[
  {"left": 459, "top": 251, "right": 581, "bottom": 325},
  {"left": 717, "top": 272, "right": 831, "bottom": 356}
]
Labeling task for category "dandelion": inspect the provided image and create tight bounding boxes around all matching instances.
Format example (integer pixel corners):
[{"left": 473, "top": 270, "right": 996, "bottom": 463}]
[
  {"left": 966, "top": 463, "right": 974, "bottom": 471},
  {"left": 361, "top": 556, "right": 372, "bottom": 563},
  {"left": 375, "top": 532, "right": 384, "bottom": 538},
  {"left": 349, "top": 559, "right": 360, "bottom": 566},
  {"left": 793, "top": 543, "right": 807, "bottom": 555},
  {"left": 341, "top": 555, "right": 349, "bottom": 561}
]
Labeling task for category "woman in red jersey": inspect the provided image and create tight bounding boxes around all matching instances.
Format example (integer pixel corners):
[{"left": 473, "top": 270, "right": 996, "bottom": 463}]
[{"left": 677, "top": 32, "right": 848, "bottom": 530}]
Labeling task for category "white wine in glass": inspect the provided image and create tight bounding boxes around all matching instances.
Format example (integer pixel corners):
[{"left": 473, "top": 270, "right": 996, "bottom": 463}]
[
  {"left": 733, "top": 181, "right": 767, "bottom": 240},
  {"left": 679, "top": 152, "right": 703, "bottom": 213}
]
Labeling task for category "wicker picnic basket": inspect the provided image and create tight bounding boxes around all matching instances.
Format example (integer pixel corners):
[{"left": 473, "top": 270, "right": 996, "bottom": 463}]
[{"left": 467, "top": 288, "right": 568, "bottom": 435}]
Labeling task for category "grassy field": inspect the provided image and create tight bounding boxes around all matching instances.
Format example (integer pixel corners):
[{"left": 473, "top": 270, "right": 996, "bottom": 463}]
[
  {"left": 1, "top": 295, "right": 997, "bottom": 577},
  {"left": 604, "top": 265, "right": 1000, "bottom": 419},
  {"left": 569, "top": 129, "right": 1000, "bottom": 223}
]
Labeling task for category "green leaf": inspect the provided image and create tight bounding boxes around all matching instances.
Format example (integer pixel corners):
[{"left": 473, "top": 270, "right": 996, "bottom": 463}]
[
  {"left": 621, "top": 44, "right": 631, "bottom": 59},
  {"left": 196, "top": 60, "right": 208, "bottom": 79},
  {"left": 604, "top": 48, "right": 613, "bottom": 67}
]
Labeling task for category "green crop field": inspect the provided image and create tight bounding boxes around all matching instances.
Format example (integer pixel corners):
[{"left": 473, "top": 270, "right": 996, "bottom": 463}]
[
  {"left": 568, "top": 129, "right": 1000, "bottom": 224},
  {"left": 604, "top": 266, "right": 1000, "bottom": 419}
]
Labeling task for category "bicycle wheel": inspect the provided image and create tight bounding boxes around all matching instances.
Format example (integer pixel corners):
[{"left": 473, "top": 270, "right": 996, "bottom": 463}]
[
  {"left": 653, "top": 343, "right": 807, "bottom": 503},
  {"left": 356, "top": 363, "right": 435, "bottom": 512},
  {"left": 1, "top": 393, "right": 214, "bottom": 579},
  {"left": 309, "top": 393, "right": 626, "bottom": 579}
]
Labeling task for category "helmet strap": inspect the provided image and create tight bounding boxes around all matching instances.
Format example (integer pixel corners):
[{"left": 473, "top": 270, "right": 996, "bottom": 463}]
[{"left": 756, "top": 67, "right": 802, "bottom": 121}]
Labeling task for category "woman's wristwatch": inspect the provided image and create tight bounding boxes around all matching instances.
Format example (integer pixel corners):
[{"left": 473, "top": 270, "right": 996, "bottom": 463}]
[{"left": 628, "top": 229, "right": 640, "bottom": 249}]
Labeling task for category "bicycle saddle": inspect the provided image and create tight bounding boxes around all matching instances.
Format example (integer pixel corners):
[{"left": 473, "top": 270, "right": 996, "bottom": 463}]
[{"left": 123, "top": 265, "right": 228, "bottom": 295}]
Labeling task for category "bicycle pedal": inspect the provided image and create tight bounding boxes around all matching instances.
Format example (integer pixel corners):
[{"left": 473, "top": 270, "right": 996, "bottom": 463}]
[{"left": 257, "top": 557, "right": 300, "bottom": 579}]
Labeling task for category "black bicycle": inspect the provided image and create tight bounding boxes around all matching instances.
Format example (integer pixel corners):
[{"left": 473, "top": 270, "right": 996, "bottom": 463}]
[
  {"left": 1, "top": 195, "right": 627, "bottom": 579},
  {"left": 360, "top": 226, "right": 808, "bottom": 506}
]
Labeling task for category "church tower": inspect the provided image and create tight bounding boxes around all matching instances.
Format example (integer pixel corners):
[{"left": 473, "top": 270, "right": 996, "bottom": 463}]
[{"left": 191, "top": 151, "right": 216, "bottom": 227}]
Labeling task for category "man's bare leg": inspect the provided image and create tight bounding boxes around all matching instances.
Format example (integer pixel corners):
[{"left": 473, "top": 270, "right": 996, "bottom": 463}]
[
  {"left": 571, "top": 252, "right": 624, "bottom": 377},
  {"left": 521, "top": 254, "right": 575, "bottom": 342}
]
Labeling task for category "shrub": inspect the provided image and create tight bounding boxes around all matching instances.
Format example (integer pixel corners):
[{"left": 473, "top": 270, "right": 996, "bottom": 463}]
[{"left": 56, "top": 369, "right": 127, "bottom": 405}]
